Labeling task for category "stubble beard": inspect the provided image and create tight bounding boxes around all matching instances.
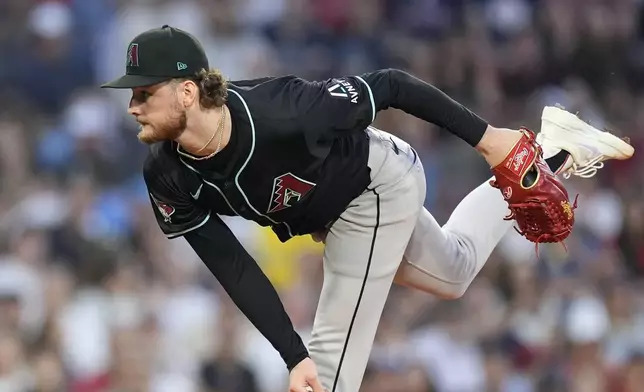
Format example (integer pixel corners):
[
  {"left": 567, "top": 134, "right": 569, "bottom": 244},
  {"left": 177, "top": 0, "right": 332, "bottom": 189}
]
[{"left": 137, "top": 103, "right": 188, "bottom": 145}]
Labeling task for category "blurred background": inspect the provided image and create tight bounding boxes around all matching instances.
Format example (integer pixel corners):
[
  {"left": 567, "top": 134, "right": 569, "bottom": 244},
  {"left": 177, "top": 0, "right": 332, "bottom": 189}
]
[{"left": 0, "top": 0, "right": 643, "bottom": 391}]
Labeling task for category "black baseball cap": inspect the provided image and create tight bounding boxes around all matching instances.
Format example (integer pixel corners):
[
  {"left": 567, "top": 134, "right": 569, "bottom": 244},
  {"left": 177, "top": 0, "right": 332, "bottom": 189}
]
[{"left": 101, "top": 25, "right": 209, "bottom": 89}]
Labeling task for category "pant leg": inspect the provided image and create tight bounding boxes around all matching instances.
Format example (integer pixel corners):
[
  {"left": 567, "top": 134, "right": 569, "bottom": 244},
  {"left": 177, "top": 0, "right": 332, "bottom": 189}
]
[
  {"left": 395, "top": 178, "right": 514, "bottom": 298},
  {"left": 308, "top": 128, "right": 426, "bottom": 392}
]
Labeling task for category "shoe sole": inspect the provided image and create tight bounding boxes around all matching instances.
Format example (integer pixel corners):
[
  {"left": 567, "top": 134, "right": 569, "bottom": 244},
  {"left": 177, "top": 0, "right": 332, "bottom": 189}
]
[{"left": 541, "top": 106, "right": 635, "bottom": 160}]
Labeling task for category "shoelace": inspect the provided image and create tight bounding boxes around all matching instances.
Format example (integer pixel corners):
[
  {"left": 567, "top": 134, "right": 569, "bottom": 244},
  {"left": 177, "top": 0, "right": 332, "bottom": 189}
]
[
  {"left": 551, "top": 114, "right": 620, "bottom": 179},
  {"left": 562, "top": 154, "right": 605, "bottom": 179}
]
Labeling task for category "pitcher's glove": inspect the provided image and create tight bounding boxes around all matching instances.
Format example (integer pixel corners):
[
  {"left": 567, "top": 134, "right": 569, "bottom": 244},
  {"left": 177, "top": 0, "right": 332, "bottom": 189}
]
[{"left": 489, "top": 128, "right": 578, "bottom": 244}]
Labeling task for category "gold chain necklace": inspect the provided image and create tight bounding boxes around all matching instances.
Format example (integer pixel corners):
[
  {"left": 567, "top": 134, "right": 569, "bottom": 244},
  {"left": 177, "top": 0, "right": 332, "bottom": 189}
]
[{"left": 177, "top": 105, "right": 227, "bottom": 161}]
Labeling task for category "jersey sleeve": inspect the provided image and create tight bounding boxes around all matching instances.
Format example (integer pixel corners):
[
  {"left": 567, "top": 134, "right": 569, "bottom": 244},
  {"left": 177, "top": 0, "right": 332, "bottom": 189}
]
[
  {"left": 291, "top": 68, "right": 489, "bottom": 147},
  {"left": 184, "top": 216, "right": 309, "bottom": 371},
  {"left": 288, "top": 74, "right": 377, "bottom": 134},
  {"left": 143, "top": 154, "right": 211, "bottom": 238}
]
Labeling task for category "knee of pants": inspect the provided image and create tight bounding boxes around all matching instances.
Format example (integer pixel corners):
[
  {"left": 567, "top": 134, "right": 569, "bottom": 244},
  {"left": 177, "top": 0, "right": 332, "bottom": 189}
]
[
  {"left": 394, "top": 262, "right": 470, "bottom": 299},
  {"left": 399, "top": 230, "right": 479, "bottom": 299}
]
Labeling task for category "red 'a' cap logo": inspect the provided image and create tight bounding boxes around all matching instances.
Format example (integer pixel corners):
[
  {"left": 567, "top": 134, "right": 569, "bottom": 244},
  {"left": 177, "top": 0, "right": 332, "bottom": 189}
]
[{"left": 127, "top": 43, "right": 139, "bottom": 67}]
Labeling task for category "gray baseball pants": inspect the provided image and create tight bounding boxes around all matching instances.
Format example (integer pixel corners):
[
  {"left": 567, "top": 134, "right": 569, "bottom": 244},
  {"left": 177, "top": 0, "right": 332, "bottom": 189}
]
[{"left": 307, "top": 127, "right": 515, "bottom": 392}]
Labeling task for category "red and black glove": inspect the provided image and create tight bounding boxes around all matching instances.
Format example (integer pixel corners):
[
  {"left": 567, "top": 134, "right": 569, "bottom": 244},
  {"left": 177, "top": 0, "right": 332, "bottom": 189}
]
[{"left": 490, "top": 128, "right": 578, "bottom": 244}]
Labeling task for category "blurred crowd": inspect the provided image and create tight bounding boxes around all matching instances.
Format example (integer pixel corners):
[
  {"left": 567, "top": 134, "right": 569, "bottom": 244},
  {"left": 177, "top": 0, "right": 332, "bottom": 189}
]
[{"left": 0, "top": 0, "right": 643, "bottom": 391}]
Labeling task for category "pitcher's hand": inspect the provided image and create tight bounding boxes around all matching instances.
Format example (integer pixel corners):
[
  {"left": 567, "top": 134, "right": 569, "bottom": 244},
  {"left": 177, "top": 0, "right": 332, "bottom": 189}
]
[{"left": 289, "top": 357, "right": 327, "bottom": 392}]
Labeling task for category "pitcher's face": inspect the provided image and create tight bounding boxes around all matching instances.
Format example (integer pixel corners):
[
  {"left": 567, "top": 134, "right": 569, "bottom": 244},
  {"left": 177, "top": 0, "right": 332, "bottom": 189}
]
[{"left": 128, "top": 81, "right": 187, "bottom": 144}]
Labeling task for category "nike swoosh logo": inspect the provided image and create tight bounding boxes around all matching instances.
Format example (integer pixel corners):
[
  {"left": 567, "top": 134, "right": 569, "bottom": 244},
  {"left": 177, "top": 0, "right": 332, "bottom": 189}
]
[{"left": 190, "top": 184, "right": 203, "bottom": 200}]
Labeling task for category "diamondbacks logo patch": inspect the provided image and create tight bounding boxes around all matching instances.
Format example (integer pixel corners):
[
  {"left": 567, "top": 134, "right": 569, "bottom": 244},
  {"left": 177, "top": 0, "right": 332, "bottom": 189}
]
[
  {"left": 150, "top": 193, "right": 175, "bottom": 222},
  {"left": 268, "top": 173, "right": 316, "bottom": 213},
  {"left": 127, "top": 43, "right": 139, "bottom": 67}
]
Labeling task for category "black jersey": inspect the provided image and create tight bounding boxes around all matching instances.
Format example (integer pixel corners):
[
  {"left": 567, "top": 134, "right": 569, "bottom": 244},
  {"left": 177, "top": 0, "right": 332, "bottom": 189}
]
[
  {"left": 143, "top": 72, "right": 376, "bottom": 243},
  {"left": 142, "top": 68, "right": 489, "bottom": 370}
]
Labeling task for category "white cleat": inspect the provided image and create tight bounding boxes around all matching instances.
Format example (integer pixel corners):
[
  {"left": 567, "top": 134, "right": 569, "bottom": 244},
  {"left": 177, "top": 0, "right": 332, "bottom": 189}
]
[{"left": 537, "top": 105, "right": 635, "bottom": 179}]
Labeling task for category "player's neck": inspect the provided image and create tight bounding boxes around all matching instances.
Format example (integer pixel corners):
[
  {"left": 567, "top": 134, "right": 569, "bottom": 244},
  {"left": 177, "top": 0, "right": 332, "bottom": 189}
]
[{"left": 176, "top": 104, "right": 232, "bottom": 157}]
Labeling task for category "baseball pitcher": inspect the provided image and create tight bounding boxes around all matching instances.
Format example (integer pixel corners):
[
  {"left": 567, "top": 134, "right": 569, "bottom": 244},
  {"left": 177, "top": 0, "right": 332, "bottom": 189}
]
[{"left": 101, "top": 26, "right": 634, "bottom": 392}]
